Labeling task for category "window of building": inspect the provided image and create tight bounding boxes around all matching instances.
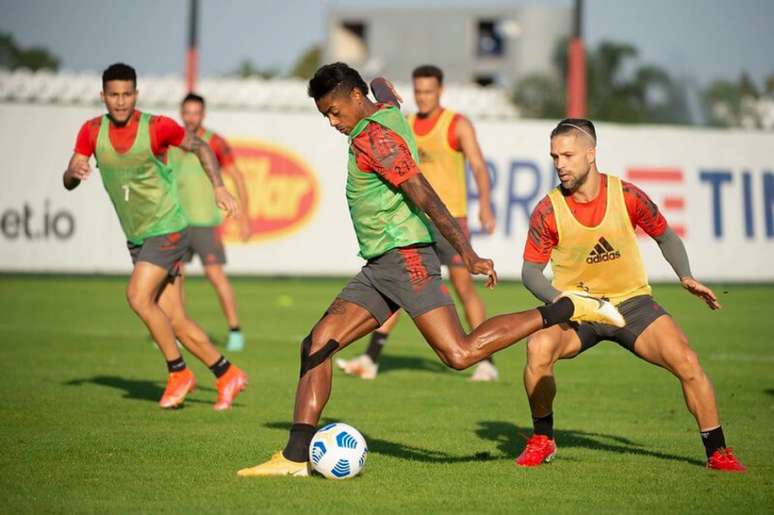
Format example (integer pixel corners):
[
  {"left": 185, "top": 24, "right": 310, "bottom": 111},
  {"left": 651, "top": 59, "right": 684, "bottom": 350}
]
[{"left": 477, "top": 20, "right": 504, "bottom": 57}]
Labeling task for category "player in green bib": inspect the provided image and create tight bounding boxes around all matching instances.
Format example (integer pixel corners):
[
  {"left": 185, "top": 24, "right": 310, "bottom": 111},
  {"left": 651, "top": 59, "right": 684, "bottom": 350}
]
[
  {"left": 63, "top": 63, "right": 248, "bottom": 411},
  {"left": 168, "top": 93, "right": 251, "bottom": 352},
  {"left": 238, "top": 63, "right": 625, "bottom": 477}
]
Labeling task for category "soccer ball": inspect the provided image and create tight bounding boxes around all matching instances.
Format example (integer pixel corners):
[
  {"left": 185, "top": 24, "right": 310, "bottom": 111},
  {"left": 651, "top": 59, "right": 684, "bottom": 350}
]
[{"left": 309, "top": 423, "right": 368, "bottom": 479}]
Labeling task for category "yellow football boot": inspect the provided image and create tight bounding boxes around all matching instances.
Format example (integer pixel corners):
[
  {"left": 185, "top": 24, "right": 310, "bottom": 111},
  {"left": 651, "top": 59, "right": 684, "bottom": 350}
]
[
  {"left": 237, "top": 451, "right": 310, "bottom": 477},
  {"left": 561, "top": 291, "right": 625, "bottom": 327}
]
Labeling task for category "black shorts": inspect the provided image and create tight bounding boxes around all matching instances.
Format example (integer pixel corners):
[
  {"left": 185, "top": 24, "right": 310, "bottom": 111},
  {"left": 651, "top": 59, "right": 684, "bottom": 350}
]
[
  {"left": 429, "top": 217, "right": 469, "bottom": 268},
  {"left": 337, "top": 244, "right": 455, "bottom": 325},
  {"left": 574, "top": 295, "right": 669, "bottom": 354},
  {"left": 127, "top": 228, "right": 190, "bottom": 278},
  {"left": 184, "top": 226, "right": 226, "bottom": 265}
]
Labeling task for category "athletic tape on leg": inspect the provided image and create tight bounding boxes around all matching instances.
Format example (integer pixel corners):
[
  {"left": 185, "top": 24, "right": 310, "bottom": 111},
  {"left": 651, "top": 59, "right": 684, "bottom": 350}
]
[{"left": 299, "top": 335, "right": 340, "bottom": 377}]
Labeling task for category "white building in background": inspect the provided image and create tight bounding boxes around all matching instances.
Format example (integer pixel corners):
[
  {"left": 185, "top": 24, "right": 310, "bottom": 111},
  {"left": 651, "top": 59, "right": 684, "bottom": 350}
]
[{"left": 325, "top": 4, "right": 572, "bottom": 88}]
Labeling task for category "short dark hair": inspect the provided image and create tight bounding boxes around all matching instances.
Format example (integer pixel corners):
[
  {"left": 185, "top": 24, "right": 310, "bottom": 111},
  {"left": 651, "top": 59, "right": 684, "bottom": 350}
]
[
  {"left": 412, "top": 64, "right": 444, "bottom": 85},
  {"left": 102, "top": 63, "right": 136, "bottom": 88},
  {"left": 551, "top": 118, "right": 597, "bottom": 144},
  {"left": 182, "top": 92, "right": 205, "bottom": 107},
  {"left": 307, "top": 62, "right": 368, "bottom": 101}
]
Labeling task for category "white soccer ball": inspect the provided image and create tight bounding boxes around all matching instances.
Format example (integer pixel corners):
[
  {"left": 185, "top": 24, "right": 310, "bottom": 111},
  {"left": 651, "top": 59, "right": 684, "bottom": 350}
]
[{"left": 309, "top": 423, "right": 368, "bottom": 479}]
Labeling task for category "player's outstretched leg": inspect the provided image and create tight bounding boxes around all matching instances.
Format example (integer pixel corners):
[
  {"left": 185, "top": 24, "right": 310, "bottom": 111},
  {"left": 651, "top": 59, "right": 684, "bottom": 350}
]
[
  {"left": 632, "top": 316, "right": 745, "bottom": 472},
  {"left": 204, "top": 264, "right": 245, "bottom": 352},
  {"left": 413, "top": 293, "right": 622, "bottom": 371},
  {"left": 238, "top": 299, "right": 379, "bottom": 477},
  {"left": 336, "top": 311, "right": 401, "bottom": 379},
  {"left": 158, "top": 274, "right": 248, "bottom": 411},
  {"left": 126, "top": 262, "right": 198, "bottom": 409}
]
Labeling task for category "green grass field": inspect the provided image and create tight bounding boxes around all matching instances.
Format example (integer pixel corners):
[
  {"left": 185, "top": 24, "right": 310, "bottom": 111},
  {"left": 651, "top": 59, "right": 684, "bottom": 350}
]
[{"left": 1, "top": 275, "right": 772, "bottom": 514}]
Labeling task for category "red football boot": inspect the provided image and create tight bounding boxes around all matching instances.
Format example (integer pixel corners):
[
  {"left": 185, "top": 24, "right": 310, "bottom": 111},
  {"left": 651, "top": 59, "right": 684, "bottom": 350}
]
[
  {"left": 707, "top": 448, "right": 746, "bottom": 472},
  {"left": 213, "top": 365, "right": 248, "bottom": 411},
  {"left": 515, "top": 434, "right": 557, "bottom": 467}
]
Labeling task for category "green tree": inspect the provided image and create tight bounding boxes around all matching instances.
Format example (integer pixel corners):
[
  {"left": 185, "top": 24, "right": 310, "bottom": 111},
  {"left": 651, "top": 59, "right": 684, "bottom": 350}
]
[
  {"left": 289, "top": 45, "right": 321, "bottom": 80},
  {"left": 0, "top": 32, "right": 59, "bottom": 71},
  {"left": 229, "top": 59, "right": 278, "bottom": 79},
  {"left": 512, "top": 38, "right": 688, "bottom": 124}
]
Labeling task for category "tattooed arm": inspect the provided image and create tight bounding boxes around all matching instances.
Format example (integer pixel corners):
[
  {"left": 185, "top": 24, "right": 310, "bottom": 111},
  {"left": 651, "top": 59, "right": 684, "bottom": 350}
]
[
  {"left": 400, "top": 174, "right": 497, "bottom": 287},
  {"left": 178, "top": 131, "right": 238, "bottom": 217}
]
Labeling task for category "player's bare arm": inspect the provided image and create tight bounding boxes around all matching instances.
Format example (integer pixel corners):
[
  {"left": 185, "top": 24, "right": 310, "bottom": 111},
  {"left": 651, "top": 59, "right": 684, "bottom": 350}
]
[
  {"left": 63, "top": 152, "right": 91, "bottom": 190},
  {"left": 178, "top": 131, "right": 239, "bottom": 218},
  {"left": 456, "top": 116, "right": 495, "bottom": 233},
  {"left": 400, "top": 174, "right": 497, "bottom": 287},
  {"left": 370, "top": 77, "right": 402, "bottom": 107},
  {"left": 221, "top": 164, "right": 251, "bottom": 240}
]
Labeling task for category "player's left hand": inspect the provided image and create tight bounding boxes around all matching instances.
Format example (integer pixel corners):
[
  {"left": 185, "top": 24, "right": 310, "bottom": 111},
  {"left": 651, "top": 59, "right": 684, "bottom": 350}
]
[
  {"left": 215, "top": 186, "right": 239, "bottom": 218},
  {"left": 681, "top": 277, "right": 721, "bottom": 310},
  {"left": 464, "top": 253, "right": 498, "bottom": 289},
  {"left": 479, "top": 205, "right": 496, "bottom": 234}
]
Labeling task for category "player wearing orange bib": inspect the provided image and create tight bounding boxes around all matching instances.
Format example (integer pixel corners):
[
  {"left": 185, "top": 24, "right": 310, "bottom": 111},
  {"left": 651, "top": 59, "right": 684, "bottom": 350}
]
[
  {"left": 337, "top": 65, "right": 499, "bottom": 382},
  {"left": 516, "top": 118, "right": 745, "bottom": 472}
]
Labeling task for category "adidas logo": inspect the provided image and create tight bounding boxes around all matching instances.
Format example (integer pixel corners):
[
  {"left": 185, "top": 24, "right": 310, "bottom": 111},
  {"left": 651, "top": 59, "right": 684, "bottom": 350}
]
[{"left": 585, "top": 237, "right": 621, "bottom": 264}]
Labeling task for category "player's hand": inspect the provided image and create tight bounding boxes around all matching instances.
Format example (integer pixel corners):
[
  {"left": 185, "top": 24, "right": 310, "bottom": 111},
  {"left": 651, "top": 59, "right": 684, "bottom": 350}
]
[
  {"left": 681, "top": 277, "right": 720, "bottom": 310},
  {"left": 239, "top": 216, "right": 251, "bottom": 242},
  {"left": 66, "top": 160, "right": 91, "bottom": 181},
  {"left": 215, "top": 186, "right": 239, "bottom": 218},
  {"left": 463, "top": 252, "right": 497, "bottom": 288},
  {"left": 479, "top": 204, "right": 496, "bottom": 234}
]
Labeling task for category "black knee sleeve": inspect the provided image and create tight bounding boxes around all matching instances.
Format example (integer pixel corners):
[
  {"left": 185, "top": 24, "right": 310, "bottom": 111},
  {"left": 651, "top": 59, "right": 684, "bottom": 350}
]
[{"left": 299, "top": 334, "right": 340, "bottom": 378}]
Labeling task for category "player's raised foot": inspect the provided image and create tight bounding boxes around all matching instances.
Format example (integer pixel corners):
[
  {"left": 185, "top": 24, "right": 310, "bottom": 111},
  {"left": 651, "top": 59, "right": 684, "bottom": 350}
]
[
  {"left": 707, "top": 448, "right": 746, "bottom": 472},
  {"left": 469, "top": 360, "right": 499, "bottom": 382},
  {"left": 561, "top": 291, "right": 625, "bottom": 327},
  {"left": 237, "top": 451, "right": 310, "bottom": 477},
  {"left": 515, "top": 434, "right": 557, "bottom": 467},
  {"left": 159, "top": 369, "right": 196, "bottom": 409},
  {"left": 213, "top": 365, "right": 248, "bottom": 411},
  {"left": 226, "top": 331, "right": 245, "bottom": 352},
  {"left": 335, "top": 354, "right": 379, "bottom": 380}
]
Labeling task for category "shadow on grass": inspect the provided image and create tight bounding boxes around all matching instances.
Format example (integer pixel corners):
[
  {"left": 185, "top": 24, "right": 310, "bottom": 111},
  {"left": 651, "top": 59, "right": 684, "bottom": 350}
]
[
  {"left": 476, "top": 420, "right": 705, "bottom": 466},
  {"left": 765, "top": 389, "right": 774, "bottom": 397},
  {"left": 264, "top": 421, "right": 495, "bottom": 464},
  {"left": 65, "top": 375, "right": 219, "bottom": 406},
  {"left": 372, "top": 355, "right": 450, "bottom": 376}
]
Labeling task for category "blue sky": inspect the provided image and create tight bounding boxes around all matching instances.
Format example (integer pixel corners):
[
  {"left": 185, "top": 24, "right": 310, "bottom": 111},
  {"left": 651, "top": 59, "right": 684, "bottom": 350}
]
[{"left": 2, "top": 0, "right": 772, "bottom": 88}]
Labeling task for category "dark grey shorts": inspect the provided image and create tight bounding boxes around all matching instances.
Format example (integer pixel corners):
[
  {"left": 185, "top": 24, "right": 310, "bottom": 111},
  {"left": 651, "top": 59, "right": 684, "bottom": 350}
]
[
  {"left": 429, "top": 217, "right": 469, "bottom": 268},
  {"left": 338, "top": 244, "right": 455, "bottom": 325},
  {"left": 127, "top": 228, "right": 190, "bottom": 278},
  {"left": 574, "top": 295, "right": 669, "bottom": 354},
  {"left": 184, "top": 226, "right": 226, "bottom": 265}
]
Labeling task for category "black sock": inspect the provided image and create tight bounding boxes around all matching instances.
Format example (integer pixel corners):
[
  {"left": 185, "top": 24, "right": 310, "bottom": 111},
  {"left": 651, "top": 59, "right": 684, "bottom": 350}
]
[
  {"left": 366, "top": 331, "right": 388, "bottom": 364},
  {"left": 537, "top": 298, "right": 573, "bottom": 327},
  {"left": 282, "top": 423, "right": 317, "bottom": 462},
  {"left": 533, "top": 412, "right": 554, "bottom": 439},
  {"left": 700, "top": 426, "right": 726, "bottom": 458},
  {"left": 209, "top": 355, "right": 231, "bottom": 378},
  {"left": 166, "top": 357, "right": 186, "bottom": 373},
  {"left": 230, "top": 325, "right": 241, "bottom": 333}
]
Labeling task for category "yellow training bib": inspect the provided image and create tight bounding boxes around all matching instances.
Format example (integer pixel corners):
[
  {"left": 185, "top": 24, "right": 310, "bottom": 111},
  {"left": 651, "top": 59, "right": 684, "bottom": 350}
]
[
  {"left": 408, "top": 110, "right": 467, "bottom": 217},
  {"left": 548, "top": 175, "right": 651, "bottom": 305}
]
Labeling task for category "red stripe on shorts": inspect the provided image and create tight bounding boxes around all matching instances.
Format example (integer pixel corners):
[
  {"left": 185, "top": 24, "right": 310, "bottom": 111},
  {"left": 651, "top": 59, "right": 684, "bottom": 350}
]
[{"left": 399, "top": 247, "right": 429, "bottom": 290}]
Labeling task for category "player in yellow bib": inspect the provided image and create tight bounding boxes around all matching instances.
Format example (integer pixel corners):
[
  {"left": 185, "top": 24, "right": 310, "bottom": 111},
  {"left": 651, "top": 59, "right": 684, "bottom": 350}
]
[
  {"left": 336, "top": 65, "right": 500, "bottom": 382},
  {"left": 62, "top": 63, "right": 248, "bottom": 411},
  {"left": 169, "top": 93, "right": 251, "bottom": 352},
  {"left": 515, "top": 118, "right": 745, "bottom": 471}
]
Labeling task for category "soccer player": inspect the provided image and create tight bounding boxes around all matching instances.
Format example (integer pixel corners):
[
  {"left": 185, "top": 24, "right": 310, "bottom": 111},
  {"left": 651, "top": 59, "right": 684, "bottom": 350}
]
[
  {"left": 62, "top": 63, "right": 248, "bottom": 410},
  {"left": 336, "top": 64, "right": 500, "bottom": 382},
  {"left": 237, "top": 63, "right": 624, "bottom": 477},
  {"left": 516, "top": 118, "right": 745, "bottom": 471},
  {"left": 169, "top": 93, "right": 251, "bottom": 352}
]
